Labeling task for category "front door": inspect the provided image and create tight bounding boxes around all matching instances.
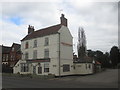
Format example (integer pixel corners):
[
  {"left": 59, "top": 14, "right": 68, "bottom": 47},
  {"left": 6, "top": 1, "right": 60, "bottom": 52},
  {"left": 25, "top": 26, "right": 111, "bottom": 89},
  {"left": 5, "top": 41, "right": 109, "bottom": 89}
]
[
  {"left": 38, "top": 66, "right": 42, "bottom": 74},
  {"left": 33, "top": 66, "right": 36, "bottom": 74}
]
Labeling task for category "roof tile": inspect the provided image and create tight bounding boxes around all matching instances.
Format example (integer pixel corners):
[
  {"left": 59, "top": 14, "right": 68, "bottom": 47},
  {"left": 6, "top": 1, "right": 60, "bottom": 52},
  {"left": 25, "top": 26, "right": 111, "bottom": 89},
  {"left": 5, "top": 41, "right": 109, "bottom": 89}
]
[{"left": 21, "top": 24, "right": 62, "bottom": 41}]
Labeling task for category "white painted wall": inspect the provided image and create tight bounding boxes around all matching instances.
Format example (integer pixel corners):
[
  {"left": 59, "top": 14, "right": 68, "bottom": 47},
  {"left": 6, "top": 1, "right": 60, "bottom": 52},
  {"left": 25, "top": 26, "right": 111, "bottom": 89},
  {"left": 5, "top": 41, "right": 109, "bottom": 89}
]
[
  {"left": 58, "top": 26, "right": 73, "bottom": 76},
  {"left": 13, "top": 60, "right": 31, "bottom": 74},
  {"left": 17, "top": 33, "right": 60, "bottom": 75},
  {"left": 18, "top": 25, "right": 74, "bottom": 76},
  {"left": 73, "top": 63, "right": 93, "bottom": 75},
  {"left": 21, "top": 34, "right": 59, "bottom": 60},
  {"left": 14, "top": 25, "right": 94, "bottom": 76}
]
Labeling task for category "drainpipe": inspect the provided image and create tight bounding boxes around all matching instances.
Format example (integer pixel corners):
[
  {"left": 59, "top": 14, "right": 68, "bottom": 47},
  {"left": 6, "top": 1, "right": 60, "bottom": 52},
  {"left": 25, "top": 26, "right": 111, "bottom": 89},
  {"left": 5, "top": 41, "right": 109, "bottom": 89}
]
[{"left": 58, "top": 33, "right": 61, "bottom": 77}]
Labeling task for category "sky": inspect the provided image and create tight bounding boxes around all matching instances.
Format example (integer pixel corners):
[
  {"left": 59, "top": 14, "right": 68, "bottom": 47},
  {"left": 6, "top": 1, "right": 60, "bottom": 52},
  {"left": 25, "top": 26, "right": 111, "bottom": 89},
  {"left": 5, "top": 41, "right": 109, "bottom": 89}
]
[{"left": 0, "top": 0, "right": 119, "bottom": 55}]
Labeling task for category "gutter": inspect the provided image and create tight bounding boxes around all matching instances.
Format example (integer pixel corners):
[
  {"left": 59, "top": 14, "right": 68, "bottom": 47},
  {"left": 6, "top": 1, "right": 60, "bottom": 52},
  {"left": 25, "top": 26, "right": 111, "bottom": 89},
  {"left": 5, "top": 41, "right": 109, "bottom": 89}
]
[{"left": 58, "top": 32, "right": 61, "bottom": 76}]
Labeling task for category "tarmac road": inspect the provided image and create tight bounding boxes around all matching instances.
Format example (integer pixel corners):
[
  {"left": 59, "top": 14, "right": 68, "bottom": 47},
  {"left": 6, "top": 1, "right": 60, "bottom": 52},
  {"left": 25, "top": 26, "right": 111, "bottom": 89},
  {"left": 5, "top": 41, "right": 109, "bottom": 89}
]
[{"left": 2, "top": 69, "right": 119, "bottom": 88}]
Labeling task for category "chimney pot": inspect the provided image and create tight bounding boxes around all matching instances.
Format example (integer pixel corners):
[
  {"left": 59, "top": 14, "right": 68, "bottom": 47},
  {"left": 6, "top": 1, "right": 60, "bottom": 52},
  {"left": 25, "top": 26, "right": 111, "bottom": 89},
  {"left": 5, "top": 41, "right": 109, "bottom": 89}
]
[
  {"left": 60, "top": 14, "right": 67, "bottom": 27},
  {"left": 28, "top": 25, "right": 34, "bottom": 34}
]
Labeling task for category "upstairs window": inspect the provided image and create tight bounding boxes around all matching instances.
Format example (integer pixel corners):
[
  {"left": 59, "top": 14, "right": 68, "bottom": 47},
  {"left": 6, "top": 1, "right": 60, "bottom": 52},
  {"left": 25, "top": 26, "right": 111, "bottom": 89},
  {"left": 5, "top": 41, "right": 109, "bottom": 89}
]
[
  {"left": 44, "top": 37, "right": 49, "bottom": 46},
  {"left": 25, "top": 42, "right": 29, "bottom": 49},
  {"left": 33, "top": 50, "right": 37, "bottom": 59},
  {"left": 12, "top": 47, "right": 14, "bottom": 51},
  {"left": 34, "top": 40, "right": 37, "bottom": 48},
  {"left": 11, "top": 55, "right": 15, "bottom": 61},
  {"left": 44, "top": 49, "right": 49, "bottom": 58},
  {"left": 6, "top": 54, "right": 8, "bottom": 61},
  {"left": 11, "top": 55, "right": 13, "bottom": 61},
  {"left": 2, "top": 54, "right": 5, "bottom": 61},
  {"left": 25, "top": 52, "right": 29, "bottom": 60}
]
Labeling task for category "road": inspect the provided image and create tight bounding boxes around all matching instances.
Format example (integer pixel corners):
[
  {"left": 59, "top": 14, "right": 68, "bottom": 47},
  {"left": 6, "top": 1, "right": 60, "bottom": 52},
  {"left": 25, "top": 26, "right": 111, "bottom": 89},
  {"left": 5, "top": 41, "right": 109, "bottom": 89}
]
[{"left": 2, "top": 69, "right": 119, "bottom": 88}]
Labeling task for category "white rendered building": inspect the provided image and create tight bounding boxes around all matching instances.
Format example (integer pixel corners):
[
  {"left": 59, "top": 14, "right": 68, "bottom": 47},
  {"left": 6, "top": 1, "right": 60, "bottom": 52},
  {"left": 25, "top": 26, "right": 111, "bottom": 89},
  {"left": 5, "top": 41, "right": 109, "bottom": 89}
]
[
  {"left": 14, "top": 14, "right": 74, "bottom": 76},
  {"left": 13, "top": 14, "right": 94, "bottom": 76}
]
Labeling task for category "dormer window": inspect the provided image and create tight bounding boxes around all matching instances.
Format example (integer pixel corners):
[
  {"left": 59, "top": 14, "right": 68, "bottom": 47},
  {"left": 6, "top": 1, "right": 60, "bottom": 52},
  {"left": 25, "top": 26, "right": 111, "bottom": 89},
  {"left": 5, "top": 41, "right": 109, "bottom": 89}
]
[{"left": 25, "top": 42, "right": 29, "bottom": 49}]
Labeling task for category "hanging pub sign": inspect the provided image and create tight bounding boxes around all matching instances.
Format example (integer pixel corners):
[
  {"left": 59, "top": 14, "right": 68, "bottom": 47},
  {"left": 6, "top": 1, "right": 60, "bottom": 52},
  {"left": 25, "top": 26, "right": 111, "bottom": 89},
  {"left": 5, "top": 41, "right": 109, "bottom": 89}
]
[{"left": 61, "top": 42, "right": 72, "bottom": 47}]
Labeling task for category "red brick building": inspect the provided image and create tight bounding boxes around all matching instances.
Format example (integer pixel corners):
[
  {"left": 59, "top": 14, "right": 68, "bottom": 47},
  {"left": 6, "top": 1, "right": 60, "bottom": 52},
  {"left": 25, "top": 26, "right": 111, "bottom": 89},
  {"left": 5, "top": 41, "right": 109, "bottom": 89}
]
[
  {"left": 2, "top": 43, "right": 21, "bottom": 73},
  {"left": 9, "top": 43, "right": 21, "bottom": 67},
  {"left": 2, "top": 45, "right": 11, "bottom": 65}
]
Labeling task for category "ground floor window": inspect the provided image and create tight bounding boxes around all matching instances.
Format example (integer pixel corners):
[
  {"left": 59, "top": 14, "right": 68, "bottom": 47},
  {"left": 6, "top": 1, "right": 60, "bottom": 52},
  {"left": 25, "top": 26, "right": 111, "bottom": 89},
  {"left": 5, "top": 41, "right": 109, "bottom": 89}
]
[
  {"left": 44, "top": 68, "right": 49, "bottom": 72},
  {"left": 88, "top": 64, "right": 91, "bottom": 69},
  {"left": 44, "top": 63, "right": 49, "bottom": 72},
  {"left": 63, "top": 64, "right": 70, "bottom": 72},
  {"left": 86, "top": 64, "right": 87, "bottom": 69},
  {"left": 21, "top": 63, "right": 29, "bottom": 72}
]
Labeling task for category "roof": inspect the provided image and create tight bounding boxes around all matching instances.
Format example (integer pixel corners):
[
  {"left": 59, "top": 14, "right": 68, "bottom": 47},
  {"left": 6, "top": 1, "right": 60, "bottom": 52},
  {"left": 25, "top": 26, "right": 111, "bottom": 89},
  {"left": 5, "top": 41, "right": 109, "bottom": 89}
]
[
  {"left": 2, "top": 46, "right": 11, "bottom": 53},
  {"left": 2, "top": 43, "right": 21, "bottom": 53},
  {"left": 12, "top": 43, "right": 21, "bottom": 51},
  {"left": 21, "top": 24, "right": 62, "bottom": 41},
  {"left": 95, "top": 61, "right": 101, "bottom": 64},
  {"left": 74, "top": 56, "right": 93, "bottom": 63}
]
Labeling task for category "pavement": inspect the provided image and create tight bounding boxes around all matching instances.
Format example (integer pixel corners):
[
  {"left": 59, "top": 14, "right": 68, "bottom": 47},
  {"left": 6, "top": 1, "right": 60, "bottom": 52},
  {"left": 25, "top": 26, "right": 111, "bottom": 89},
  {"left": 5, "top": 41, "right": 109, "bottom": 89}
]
[{"left": 1, "top": 69, "right": 119, "bottom": 88}]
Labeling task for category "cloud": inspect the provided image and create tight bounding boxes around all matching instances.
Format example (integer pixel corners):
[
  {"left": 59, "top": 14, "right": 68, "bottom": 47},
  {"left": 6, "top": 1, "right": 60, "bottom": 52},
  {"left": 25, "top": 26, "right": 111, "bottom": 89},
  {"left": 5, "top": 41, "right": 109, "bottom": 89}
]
[{"left": 1, "top": 1, "right": 118, "bottom": 54}]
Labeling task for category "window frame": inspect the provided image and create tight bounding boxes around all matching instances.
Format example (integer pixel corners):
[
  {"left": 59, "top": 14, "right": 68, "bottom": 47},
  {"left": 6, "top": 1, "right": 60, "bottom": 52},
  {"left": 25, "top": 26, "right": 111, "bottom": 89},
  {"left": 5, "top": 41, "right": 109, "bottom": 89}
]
[
  {"left": 63, "top": 64, "right": 70, "bottom": 72},
  {"left": 21, "top": 63, "right": 29, "bottom": 72},
  {"left": 25, "top": 52, "right": 29, "bottom": 60},
  {"left": 33, "top": 50, "right": 37, "bottom": 59},
  {"left": 44, "top": 48, "right": 49, "bottom": 58},
  {"left": 6, "top": 54, "right": 8, "bottom": 61},
  {"left": 34, "top": 40, "right": 37, "bottom": 48},
  {"left": 44, "top": 63, "right": 49, "bottom": 72},
  {"left": 44, "top": 37, "right": 49, "bottom": 46},
  {"left": 2, "top": 54, "right": 6, "bottom": 61},
  {"left": 25, "top": 42, "right": 29, "bottom": 49}
]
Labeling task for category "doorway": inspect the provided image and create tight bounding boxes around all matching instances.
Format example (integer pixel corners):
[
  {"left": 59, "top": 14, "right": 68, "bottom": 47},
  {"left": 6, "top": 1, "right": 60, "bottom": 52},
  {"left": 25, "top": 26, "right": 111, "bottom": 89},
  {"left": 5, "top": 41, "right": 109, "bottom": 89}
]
[
  {"left": 38, "top": 66, "right": 42, "bottom": 74},
  {"left": 33, "top": 66, "right": 36, "bottom": 74}
]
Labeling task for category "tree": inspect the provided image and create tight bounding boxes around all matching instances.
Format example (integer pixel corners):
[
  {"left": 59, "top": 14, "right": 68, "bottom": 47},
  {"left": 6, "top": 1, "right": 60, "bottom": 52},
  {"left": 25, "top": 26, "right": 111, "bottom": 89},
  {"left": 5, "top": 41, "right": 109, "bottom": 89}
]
[
  {"left": 77, "top": 27, "right": 86, "bottom": 58},
  {"left": 118, "top": 48, "right": 120, "bottom": 64},
  {"left": 94, "top": 50, "right": 104, "bottom": 67},
  {"left": 110, "top": 46, "right": 119, "bottom": 68},
  {"left": 103, "top": 52, "right": 111, "bottom": 68}
]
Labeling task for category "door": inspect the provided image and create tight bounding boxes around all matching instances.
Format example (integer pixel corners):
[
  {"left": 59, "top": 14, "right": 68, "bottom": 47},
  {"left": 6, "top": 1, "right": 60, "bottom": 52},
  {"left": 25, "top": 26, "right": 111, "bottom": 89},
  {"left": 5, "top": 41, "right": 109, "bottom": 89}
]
[
  {"left": 38, "top": 66, "right": 42, "bottom": 74},
  {"left": 33, "top": 66, "right": 36, "bottom": 74}
]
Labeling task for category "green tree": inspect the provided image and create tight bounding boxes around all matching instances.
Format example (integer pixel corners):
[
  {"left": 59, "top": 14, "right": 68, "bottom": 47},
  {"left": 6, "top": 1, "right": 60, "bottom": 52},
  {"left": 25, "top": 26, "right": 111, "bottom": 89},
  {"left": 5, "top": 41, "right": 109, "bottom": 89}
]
[
  {"left": 87, "top": 49, "right": 95, "bottom": 57},
  {"left": 94, "top": 50, "right": 104, "bottom": 68},
  {"left": 103, "top": 52, "right": 111, "bottom": 68},
  {"left": 110, "top": 46, "right": 119, "bottom": 68},
  {"left": 87, "top": 50, "right": 111, "bottom": 68}
]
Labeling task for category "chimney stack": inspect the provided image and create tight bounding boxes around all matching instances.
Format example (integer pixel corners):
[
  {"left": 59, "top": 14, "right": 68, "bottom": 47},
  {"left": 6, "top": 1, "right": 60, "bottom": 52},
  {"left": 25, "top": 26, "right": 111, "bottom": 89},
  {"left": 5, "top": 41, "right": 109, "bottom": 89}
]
[
  {"left": 28, "top": 25, "right": 34, "bottom": 34},
  {"left": 60, "top": 14, "right": 67, "bottom": 27}
]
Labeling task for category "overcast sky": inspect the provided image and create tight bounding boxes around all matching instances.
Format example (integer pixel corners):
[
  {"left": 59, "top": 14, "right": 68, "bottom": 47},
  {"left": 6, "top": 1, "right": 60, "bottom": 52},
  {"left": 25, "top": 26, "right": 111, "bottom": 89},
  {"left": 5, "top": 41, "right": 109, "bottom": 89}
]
[{"left": 0, "top": 0, "right": 119, "bottom": 54}]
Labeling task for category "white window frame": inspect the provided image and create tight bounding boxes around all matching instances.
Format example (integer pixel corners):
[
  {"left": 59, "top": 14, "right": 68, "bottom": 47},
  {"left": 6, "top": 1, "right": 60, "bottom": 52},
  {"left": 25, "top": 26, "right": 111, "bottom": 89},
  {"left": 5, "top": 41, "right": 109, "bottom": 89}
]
[
  {"left": 44, "top": 37, "right": 49, "bottom": 46},
  {"left": 63, "top": 64, "right": 70, "bottom": 72},
  {"left": 44, "top": 62, "right": 49, "bottom": 72},
  {"left": 33, "top": 50, "right": 37, "bottom": 59},
  {"left": 44, "top": 49, "right": 49, "bottom": 58},
  {"left": 25, "top": 52, "right": 29, "bottom": 60},
  {"left": 34, "top": 40, "right": 37, "bottom": 48},
  {"left": 21, "top": 63, "right": 29, "bottom": 72}
]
